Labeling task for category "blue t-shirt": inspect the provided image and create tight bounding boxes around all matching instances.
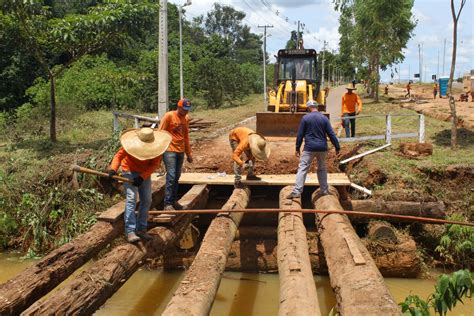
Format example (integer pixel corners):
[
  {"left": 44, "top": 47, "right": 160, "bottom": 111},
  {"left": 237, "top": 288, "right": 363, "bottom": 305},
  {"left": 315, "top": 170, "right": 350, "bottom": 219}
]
[{"left": 296, "top": 111, "right": 340, "bottom": 152}]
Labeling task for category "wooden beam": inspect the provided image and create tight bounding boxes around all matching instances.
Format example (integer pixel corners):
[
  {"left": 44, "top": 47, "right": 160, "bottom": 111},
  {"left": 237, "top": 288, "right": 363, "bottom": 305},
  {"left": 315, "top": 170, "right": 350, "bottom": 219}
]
[
  {"left": 162, "top": 187, "right": 251, "bottom": 316},
  {"left": 22, "top": 185, "right": 209, "bottom": 316},
  {"left": 151, "top": 172, "right": 351, "bottom": 186},
  {"left": 312, "top": 187, "right": 401, "bottom": 315},
  {"left": 278, "top": 186, "right": 321, "bottom": 316}
]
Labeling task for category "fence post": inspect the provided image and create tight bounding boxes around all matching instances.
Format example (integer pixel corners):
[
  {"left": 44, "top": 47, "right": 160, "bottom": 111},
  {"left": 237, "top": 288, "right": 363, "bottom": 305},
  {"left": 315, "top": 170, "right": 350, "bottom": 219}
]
[
  {"left": 113, "top": 112, "right": 120, "bottom": 132},
  {"left": 418, "top": 114, "right": 425, "bottom": 143},
  {"left": 134, "top": 117, "right": 139, "bottom": 128},
  {"left": 385, "top": 114, "right": 391, "bottom": 144}
]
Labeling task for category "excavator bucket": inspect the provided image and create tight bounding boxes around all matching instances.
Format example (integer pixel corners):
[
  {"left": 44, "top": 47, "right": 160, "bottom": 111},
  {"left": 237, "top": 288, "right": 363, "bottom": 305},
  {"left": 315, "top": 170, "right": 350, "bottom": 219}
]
[{"left": 256, "top": 112, "right": 307, "bottom": 137}]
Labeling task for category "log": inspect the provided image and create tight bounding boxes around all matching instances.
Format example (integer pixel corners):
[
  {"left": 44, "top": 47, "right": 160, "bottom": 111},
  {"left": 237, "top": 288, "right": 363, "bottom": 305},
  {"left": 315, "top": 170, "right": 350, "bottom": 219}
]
[
  {"left": 0, "top": 181, "right": 165, "bottom": 316},
  {"left": 341, "top": 199, "right": 446, "bottom": 222},
  {"left": 312, "top": 187, "right": 401, "bottom": 315},
  {"left": 22, "top": 185, "right": 208, "bottom": 316},
  {"left": 368, "top": 221, "right": 398, "bottom": 243},
  {"left": 162, "top": 187, "right": 251, "bottom": 316},
  {"left": 277, "top": 186, "right": 321, "bottom": 316}
]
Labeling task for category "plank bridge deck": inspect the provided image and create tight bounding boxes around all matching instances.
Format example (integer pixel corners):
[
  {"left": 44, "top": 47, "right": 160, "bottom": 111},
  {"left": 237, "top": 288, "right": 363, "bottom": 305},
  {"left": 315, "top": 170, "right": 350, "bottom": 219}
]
[{"left": 152, "top": 172, "right": 350, "bottom": 186}]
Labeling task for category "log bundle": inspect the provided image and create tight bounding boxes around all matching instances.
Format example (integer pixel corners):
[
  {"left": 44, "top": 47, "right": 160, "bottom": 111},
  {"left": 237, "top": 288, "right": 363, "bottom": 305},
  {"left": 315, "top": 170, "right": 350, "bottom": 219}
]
[
  {"left": 22, "top": 184, "right": 208, "bottom": 316},
  {"left": 0, "top": 181, "right": 165, "bottom": 316}
]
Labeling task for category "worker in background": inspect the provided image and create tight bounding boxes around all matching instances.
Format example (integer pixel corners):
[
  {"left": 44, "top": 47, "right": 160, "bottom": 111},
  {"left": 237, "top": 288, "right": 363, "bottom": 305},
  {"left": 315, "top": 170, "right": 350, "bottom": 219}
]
[
  {"left": 384, "top": 84, "right": 389, "bottom": 95},
  {"left": 229, "top": 127, "right": 271, "bottom": 188},
  {"left": 287, "top": 100, "right": 340, "bottom": 199},
  {"left": 433, "top": 82, "right": 438, "bottom": 99},
  {"left": 405, "top": 82, "right": 411, "bottom": 98},
  {"left": 159, "top": 98, "right": 193, "bottom": 211},
  {"left": 341, "top": 84, "right": 363, "bottom": 138},
  {"left": 352, "top": 79, "right": 356, "bottom": 88},
  {"left": 108, "top": 128, "right": 172, "bottom": 243}
]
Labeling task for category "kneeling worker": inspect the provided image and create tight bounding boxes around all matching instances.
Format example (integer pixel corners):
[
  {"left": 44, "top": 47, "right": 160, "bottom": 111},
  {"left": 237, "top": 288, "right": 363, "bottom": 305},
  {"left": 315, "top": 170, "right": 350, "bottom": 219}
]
[
  {"left": 229, "top": 127, "right": 271, "bottom": 188},
  {"left": 108, "top": 127, "right": 172, "bottom": 243},
  {"left": 288, "top": 100, "right": 340, "bottom": 199}
]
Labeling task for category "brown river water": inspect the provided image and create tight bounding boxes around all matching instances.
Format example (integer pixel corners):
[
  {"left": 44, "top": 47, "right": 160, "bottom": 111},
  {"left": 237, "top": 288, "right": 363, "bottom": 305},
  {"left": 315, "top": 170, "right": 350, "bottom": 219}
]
[{"left": 1, "top": 252, "right": 472, "bottom": 315}]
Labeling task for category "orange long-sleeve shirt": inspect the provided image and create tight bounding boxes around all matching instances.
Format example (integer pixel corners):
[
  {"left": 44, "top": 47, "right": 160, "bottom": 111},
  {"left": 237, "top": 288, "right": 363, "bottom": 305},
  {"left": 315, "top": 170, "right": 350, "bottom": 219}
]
[
  {"left": 229, "top": 127, "right": 255, "bottom": 166},
  {"left": 341, "top": 93, "right": 362, "bottom": 115},
  {"left": 109, "top": 147, "right": 162, "bottom": 180},
  {"left": 158, "top": 111, "right": 192, "bottom": 156}
]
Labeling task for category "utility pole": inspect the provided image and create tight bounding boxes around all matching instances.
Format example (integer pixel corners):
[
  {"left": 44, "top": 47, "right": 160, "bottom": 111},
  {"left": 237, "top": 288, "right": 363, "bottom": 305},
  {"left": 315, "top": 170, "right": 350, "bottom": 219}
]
[
  {"left": 418, "top": 43, "right": 422, "bottom": 84},
  {"left": 421, "top": 43, "right": 425, "bottom": 82},
  {"left": 408, "top": 64, "right": 411, "bottom": 82},
  {"left": 442, "top": 38, "right": 446, "bottom": 76},
  {"left": 321, "top": 40, "right": 327, "bottom": 86},
  {"left": 158, "top": 0, "right": 168, "bottom": 117},
  {"left": 297, "top": 21, "right": 300, "bottom": 47},
  {"left": 437, "top": 50, "right": 440, "bottom": 81},
  {"left": 258, "top": 24, "right": 273, "bottom": 108},
  {"left": 179, "top": 0, "right": 192, "bottom": 100}
]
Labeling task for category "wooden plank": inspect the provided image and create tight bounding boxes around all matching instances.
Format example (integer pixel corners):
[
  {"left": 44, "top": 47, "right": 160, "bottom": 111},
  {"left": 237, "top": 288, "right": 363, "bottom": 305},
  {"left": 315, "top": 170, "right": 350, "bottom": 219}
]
[
  {"left": 151, "top": 172, "right": 351, "bottom": 186},
  {"left": 343, "top": 235, "right": 366, "bottom": 266}
]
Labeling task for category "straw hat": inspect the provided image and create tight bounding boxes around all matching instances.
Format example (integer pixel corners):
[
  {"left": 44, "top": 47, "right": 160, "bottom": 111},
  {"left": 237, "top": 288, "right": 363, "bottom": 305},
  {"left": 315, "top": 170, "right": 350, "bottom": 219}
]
[
  {"left": 120, "top": 128, "right": 172, "bottom": 160},
  {"left": 345, "top": 84, "right": 356, "bottom": 90},
  {"left": 248, "top": 133, "right": 271, "bottom": 161}
]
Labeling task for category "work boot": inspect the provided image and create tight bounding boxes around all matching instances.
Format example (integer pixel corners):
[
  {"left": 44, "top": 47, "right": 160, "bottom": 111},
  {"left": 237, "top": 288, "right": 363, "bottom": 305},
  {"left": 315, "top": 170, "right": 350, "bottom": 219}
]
[
  {"left": 286, "top": 192, "right": 301, "bottom": 200},
  {"left": 164, "top": 204, "right": 175, "bottom": 211},
  {"left": 136, "top": 230, "right": 153, "bottom": 241},
  {"left": 127, "top": 232, "right": 140, "bottom": 243},
  {"left": 234, "top": 180, "right": 244, "bottom": 189},
  {"left": 246, "top": 175, "right": 262, "bottom": 181}
]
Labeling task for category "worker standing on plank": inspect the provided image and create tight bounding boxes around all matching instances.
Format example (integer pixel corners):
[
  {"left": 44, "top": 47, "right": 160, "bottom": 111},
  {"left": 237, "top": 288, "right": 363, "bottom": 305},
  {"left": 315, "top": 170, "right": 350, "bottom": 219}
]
[
  {"left": 229, "top": 127, "right": 271, "bottom": 188},
  {"left": 341, "top": 84, "right": 363, "bottom": 138},
  {"left": 108, "top": 128, "right": 172, "bottom": 243},
  {"left": 159, "top": 98, "right": 194, "bottom": 211},
  {"left": 287, "top": 100, "right": 340, "bottom": 199}
]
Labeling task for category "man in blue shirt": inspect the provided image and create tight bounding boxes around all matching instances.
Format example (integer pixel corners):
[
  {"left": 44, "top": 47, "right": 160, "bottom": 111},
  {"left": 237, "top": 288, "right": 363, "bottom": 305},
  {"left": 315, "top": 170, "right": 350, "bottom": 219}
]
[{"left": 287, "top": 100, "right": 341, "bottom": 199}]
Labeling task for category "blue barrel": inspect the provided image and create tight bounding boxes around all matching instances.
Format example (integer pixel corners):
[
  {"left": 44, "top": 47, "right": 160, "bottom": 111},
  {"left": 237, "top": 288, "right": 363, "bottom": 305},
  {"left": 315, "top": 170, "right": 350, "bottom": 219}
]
[{"left": 439, "top": 77, "right": 449, "bottom": 97}]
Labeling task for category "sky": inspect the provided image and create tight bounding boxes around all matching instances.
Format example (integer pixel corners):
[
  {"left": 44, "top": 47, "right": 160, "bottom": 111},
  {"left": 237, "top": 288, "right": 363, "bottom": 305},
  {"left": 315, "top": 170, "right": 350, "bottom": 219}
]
[{"left": 170, "top": 0, "right": 474, "bottom": 82}]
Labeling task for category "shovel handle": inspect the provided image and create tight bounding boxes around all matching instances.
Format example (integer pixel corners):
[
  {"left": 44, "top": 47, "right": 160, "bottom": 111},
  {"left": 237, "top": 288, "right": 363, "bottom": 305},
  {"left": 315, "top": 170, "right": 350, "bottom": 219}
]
[{"left": 71, "top": 165, "right": 133, "bottom": 183}]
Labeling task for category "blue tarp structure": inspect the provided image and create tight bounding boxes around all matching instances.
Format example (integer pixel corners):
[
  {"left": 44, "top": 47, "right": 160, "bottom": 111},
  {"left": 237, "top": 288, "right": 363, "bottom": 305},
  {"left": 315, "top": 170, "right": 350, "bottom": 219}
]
[{"left": 439, "top": 77, "right": 449, "bottom": 97}]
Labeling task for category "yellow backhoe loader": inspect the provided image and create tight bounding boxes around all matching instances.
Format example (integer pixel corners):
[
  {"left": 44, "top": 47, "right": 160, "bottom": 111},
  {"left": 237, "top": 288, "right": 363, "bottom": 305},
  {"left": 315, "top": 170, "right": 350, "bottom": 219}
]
[{"left": 256, "top": 48, "right": 326, "bottom": 137}]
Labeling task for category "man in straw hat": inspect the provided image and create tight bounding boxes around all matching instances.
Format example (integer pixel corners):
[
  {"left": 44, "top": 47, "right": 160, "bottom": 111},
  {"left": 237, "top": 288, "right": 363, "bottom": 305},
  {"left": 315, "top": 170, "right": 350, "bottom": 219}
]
[
  {"left": 229, "top": 127, "right": 271, "bottom": 188},
  {"left": 341, "top": 84, "right": 363, "bottom": 138},
  {"left": 287, "top": 100, "right": 340, "bottom": 199},
  {"left": 159, "top": 98, "right": 193, "bottom": 211},
  {"left": 108, "top": 127, "right": 172, "bottom": 243}
]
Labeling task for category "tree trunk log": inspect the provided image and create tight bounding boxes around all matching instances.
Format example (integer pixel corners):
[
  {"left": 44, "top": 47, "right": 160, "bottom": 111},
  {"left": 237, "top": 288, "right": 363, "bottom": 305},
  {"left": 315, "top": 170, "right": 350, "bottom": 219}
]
[
  {"left": 312, "top": 187, "right": 401, "bottom": 315},
  {"left": 22, "top": 185, "right": 208, "bottom": 316},
  {"left": 162, "top": 187, "right": 251, "bottom": 316},
  {"left": 278, "top": 186, "right": 321, "bottom": 316},
  {"left": 341, "top": 199, "right": 446, "bottom": 222},
  {"left": 368, "top": 221, "right": 398, "bottom": 243},
  {"left": 0, "top": 181, "right": 165, "bottom": 316}
]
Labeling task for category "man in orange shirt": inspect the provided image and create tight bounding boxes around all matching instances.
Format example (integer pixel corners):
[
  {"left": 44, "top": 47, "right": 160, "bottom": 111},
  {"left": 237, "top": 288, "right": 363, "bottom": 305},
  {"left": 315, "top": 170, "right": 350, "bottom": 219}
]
[
  {"left": 159, "top": 98, "right": 193, "bottom": 210},
  {"left": 341, "top": 84, "right": 363, "bottom": 138},
  {"left": 108, "top": 128, "right": 171, "bottom": 242},
  {"left": 405, "top": 82, "right": 411, "bottom": 98},
  {"left": 229, "top": 127, "right": 270, "bottom": 188}
]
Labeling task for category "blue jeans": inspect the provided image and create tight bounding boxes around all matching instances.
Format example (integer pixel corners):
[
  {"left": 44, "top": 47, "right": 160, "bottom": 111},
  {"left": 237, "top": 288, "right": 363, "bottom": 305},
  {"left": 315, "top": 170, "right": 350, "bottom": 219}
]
[
  {"left": 293, "top": 151, "right": 328, "bottom": 195},
  {"left": 343, "top": 112, "right": 356, "bottom": 137},
  {"left": 163, "top": 151, "right": 185, "bottom": 206},
  {"left": 123, "top": 172, "right": 151, "bottom": 235}
]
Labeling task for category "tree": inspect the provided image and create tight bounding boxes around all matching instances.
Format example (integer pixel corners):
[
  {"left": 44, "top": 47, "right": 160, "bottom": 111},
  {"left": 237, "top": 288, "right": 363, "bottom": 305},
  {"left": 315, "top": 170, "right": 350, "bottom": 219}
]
[
  {"left": 335, "top": 0, "right": 416, "bottom": 101},
  {"left": 447, "top": 0, "right": 467, "bottom": 149},
  {"left": 2, "top": 0, "right": 157, "bottom": 141}
]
